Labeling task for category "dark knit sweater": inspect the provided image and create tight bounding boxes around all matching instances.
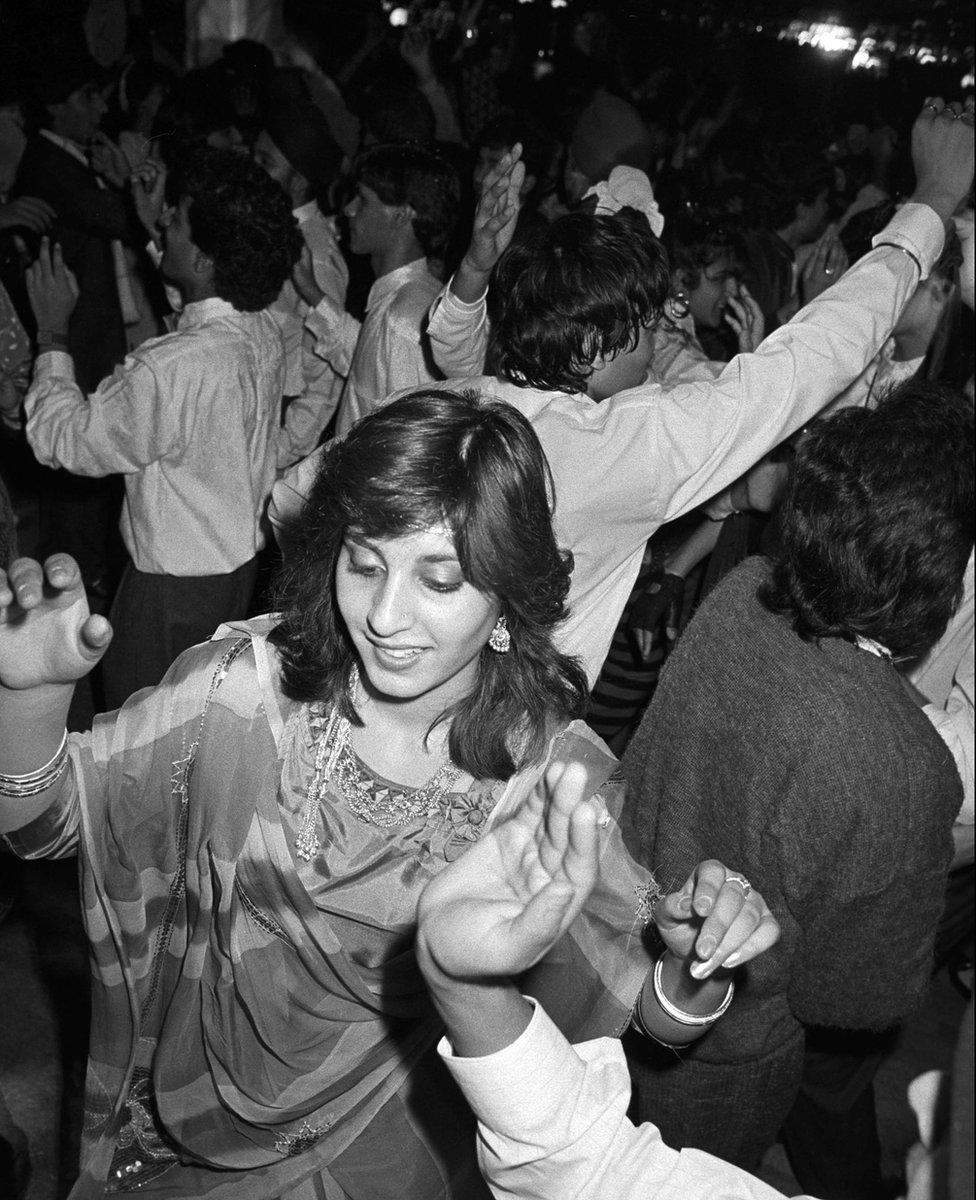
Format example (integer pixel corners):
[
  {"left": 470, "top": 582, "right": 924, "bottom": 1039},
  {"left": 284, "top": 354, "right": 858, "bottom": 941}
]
[{"left": 622, "top": 556, "right": 960, "bottom": 1067}]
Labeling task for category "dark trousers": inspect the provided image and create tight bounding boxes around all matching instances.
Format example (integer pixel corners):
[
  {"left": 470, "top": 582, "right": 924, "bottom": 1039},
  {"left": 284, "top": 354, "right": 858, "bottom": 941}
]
[
  {"left": 100, "top": 557, "right": 259, "bottom": 710},
  {"left": 780, "top": 1027, "right": 896, "bottom": 1200}
]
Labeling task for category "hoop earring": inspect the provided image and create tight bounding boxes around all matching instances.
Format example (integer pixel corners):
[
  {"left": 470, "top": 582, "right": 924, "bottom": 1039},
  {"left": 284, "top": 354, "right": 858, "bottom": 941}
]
[
  {"left": 667, "top": 291, "right": 690, "bottom": 320},
  {"left": 488, "top": 616, "right": 511, "bottom": 654}
]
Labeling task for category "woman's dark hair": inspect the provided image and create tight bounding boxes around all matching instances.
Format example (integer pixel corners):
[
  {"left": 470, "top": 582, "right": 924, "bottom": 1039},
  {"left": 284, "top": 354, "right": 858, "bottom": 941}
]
[
  {"left": 270, "top": 389, "right": 589, "bottom": 780},
  {"left": 352, "top": 142, "right": 461, "bottom": 260},
  {"left": 166, "top": 146, "right": 303, "bottom": 311},
  {"left": 488, "top": 207, "right": 669, "bottom": 393},
  {"left": 761, "top": 379, "right": 974, "bottom": 660}
]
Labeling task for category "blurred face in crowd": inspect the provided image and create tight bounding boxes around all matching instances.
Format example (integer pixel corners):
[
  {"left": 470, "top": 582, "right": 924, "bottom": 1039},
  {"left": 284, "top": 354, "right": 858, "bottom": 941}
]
[
  {"left": 474, "top": 142, "right": 535, "bottom": 201},
  {"left": 159, "top": 195, "right": 208, "bottom": 294},
  {"left": 253, "top": 130, "right": 309, "bottom": 207},
  {"left": 344, "top": 183, "right": 402, "bottom": 257},
  {"left": 795, "top": 187, "right": 831, "bottom": 246},
  {"left": 46, "top": 82, "right": 106, "bottom": 146},
  {"left": 684, "top": 252, "right": 738, "bottom": 330}
]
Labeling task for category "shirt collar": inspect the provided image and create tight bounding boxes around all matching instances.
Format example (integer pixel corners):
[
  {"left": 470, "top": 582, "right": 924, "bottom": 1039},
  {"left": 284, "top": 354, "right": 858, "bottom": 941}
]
[
  {"left": 39, "top": 129, "right": 89, "bottom": 168},
  {"left": 177, "top": 297, "right": 240, "bottom": 328},
  {"left": 365, "top": 258, "right": 431, "bottom": 311}
]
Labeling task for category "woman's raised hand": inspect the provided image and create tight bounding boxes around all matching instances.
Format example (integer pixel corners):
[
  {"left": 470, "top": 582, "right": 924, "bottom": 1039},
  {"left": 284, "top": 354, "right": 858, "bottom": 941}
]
[
  {"left": 653, "top": 859, "right": 780, "bottom": 980},
  {"left": 0, "top": 555, "right": 112, "bottom": 691}
]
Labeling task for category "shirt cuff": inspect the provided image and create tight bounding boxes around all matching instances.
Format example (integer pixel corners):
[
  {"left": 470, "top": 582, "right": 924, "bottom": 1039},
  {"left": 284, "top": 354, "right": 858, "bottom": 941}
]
[
  {"left": 440, "top": 278, "right": 489, "bottom": 311},
  {"left": 438, "top": 997, "right": 592, "bottom": 1135},
  {"left": 872, "top": 202, "right": 945, "bottom": 280},
  {"left": 33, "top": 350, "right": 75, "bottom": 380}
]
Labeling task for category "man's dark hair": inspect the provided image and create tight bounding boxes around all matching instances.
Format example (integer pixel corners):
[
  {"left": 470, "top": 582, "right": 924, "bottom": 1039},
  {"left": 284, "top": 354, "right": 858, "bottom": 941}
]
[
  {"left": 166, "top": 147, "right": 303, "bottom": 311},
  {"left": 487, "top": 207, "right": 669, "bottom": 393},
  {"left": 761, "top": 380, "right": 974, "bottom": 660},
  {"left": 352, "top": 142, "right": 460, "bottom": 260}
]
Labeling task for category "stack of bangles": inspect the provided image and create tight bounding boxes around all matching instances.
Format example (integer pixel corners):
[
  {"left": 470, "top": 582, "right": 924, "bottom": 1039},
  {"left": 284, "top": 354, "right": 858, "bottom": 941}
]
[
  {"left": 0, "top": 730, "right": 70, "bottom": 797},
  {"left": 633, "top": 951, "right": 735, "bottom": 1047}
]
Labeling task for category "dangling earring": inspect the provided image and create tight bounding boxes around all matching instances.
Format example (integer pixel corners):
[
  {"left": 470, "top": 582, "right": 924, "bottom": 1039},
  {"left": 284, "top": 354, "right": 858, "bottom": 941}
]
[
  {"left": 488, "top": 615, "right": 511, "bottom": 654},
  {"left": 667, "top": 291, "right": 690, "bottom": 320}
]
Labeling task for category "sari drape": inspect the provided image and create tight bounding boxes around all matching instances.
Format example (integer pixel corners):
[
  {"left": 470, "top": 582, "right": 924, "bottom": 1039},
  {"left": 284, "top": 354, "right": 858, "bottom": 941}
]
[{"left": 6, "top": 619, "right": 655, "bottom": 1197}]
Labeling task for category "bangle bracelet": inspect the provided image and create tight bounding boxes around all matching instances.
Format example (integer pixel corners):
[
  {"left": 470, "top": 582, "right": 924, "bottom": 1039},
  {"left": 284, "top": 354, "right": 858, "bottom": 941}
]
[
  {"left": 652, "top": 953, "right": 735, "bottom": 1026},
  {"left": 873, "top": 241, "right": 923, "bottom": 277},
  {"left": 0, "top": 730, "right": 70, "bottom": 797}
]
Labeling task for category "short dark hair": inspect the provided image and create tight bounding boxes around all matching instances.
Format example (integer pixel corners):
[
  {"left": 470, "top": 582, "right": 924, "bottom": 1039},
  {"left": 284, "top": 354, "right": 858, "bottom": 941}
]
[
  {"left": 664, "top": 203, "right": 741, "bottom": 289},
  {"left": 270, "top": 389, "right": 588, "bottom": 780},
  {"left": 488, "top": 207, "right": 669, "bottom": 393},
  {"left": 761, "top": 380, "right": 974, "bottom": 659},
  {"left": 361, "top": 82, "right": 436, "bottom": 145},
  {"left": 166, "top": 146, "right": 303, "bottom": 311},
  {"left": 352, "top": 142, "right": 460, "bottom": 260}
]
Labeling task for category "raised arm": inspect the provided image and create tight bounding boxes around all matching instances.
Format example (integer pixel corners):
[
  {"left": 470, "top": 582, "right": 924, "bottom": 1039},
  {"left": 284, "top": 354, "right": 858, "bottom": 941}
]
[{"left": 427, "top": 144, "right": 525, "bottom": 379}]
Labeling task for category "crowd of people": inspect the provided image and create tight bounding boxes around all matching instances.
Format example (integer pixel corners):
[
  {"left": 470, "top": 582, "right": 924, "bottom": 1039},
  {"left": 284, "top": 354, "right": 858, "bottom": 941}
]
[{"left": 0, "top": 2, "right": 973, "bottom": 1198}]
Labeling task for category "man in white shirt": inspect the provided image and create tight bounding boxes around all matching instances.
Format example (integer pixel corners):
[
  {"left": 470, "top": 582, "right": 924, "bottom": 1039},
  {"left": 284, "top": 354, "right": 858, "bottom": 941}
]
[
  {"left": 290, "top": 141, "right": 460, "bottom": 436},
  {"left": 24, "top": 147, "right": 303, "bottom": 707},
  {"left": 272, "top": 100, "right": 974, "bottom": 688},
  {"left": 253, "top": 101, "right": 351, "bottom": 464}
]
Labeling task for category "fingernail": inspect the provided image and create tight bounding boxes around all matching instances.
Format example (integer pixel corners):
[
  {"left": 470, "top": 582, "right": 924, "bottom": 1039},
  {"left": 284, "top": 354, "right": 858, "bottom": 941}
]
[
  {"left": 722, "top": 952, "right": 741, "bottom": 968},
  {"left": 696, "top": 896, "right": 713, "bottom": 914},
  {"left": 697, "top": 937, "right": 716, "bottom": 958},
  {"left": 689, "top": 960, "right": 712, "bottom": 980}
]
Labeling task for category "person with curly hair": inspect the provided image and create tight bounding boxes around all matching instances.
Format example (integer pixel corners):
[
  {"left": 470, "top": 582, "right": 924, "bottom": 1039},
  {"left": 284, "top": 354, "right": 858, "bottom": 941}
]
[
  {"left": 290, "top": 141, "right": 461, "bottom": 436},
  {"left": 621, "top": 379, "right": 974, "bottom": 1196},
  {"left": 23, "top": 146, "right": 303, "bottom": 708}
]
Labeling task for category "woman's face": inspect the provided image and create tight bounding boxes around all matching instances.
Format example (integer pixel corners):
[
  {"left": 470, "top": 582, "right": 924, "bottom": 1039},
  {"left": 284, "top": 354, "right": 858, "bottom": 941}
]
[
  {"left": 335, "top": 524, "right": 499, "bottom": 711},
  {"left": 685, "top": 252, "right": 738, "bottom": 330}
]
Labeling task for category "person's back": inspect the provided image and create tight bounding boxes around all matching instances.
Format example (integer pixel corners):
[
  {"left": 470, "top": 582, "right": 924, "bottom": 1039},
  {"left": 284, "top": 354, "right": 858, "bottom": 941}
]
[{"left": 621, "top": 379, "right": 974, "bottom": 1190}]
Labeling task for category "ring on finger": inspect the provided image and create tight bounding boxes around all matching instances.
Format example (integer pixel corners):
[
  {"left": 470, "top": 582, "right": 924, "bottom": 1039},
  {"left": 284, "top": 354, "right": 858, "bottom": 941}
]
[{"left": 724, "top": 872, "right": 752, "bottom": 897}]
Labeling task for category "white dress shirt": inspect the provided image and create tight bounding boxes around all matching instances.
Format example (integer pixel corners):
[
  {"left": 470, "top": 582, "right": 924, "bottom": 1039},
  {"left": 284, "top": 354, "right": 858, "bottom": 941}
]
[
  {"left": 305, "top": 257, "right": 444, "bottom": 436},
  {"left": 26, "top": 298, "right": 286, "bottom": 576},
  {"left": 273, "top": 202, "right": 350, "bottom": 466},
  {"left": 911, "top": 551, "right": 975, "bottom": 825},
  {"left": 439, "top": 999, "right": 812, "bottom": 1200},
  {"left": 274, "top": 203, "right": 944, "bottom": 684}
]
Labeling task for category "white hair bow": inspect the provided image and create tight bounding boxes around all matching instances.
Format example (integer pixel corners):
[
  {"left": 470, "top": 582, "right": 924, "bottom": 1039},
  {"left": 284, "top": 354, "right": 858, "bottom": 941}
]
[{"left": 584, "top": 166, "right": 665, "bottom": 237}]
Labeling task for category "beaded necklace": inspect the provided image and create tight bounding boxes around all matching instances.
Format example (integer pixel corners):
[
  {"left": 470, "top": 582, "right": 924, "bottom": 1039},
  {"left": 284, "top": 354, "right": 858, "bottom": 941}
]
[{"left": 294, "top": 673, "right": 461, "bottom": 860}]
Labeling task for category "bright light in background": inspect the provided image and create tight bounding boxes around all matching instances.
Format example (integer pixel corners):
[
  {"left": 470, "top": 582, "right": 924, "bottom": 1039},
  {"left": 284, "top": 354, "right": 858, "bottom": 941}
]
[
  {"left": 803, "top": 22, "right": 858, "bottom": 54},
  {"left": 389, "top": 7, "right": 409, "bottom": 27},
  {"left": 551, "top": 0, "right": 567, "bottom": 7},
  {"left": 962, "top": 69, "right": 975, "bottom": 88}
]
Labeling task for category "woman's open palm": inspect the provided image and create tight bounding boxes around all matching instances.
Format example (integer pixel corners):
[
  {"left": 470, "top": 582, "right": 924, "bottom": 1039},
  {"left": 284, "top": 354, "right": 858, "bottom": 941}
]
[{"left": 0, "top": 555, "right": 112, "bottom": 690}]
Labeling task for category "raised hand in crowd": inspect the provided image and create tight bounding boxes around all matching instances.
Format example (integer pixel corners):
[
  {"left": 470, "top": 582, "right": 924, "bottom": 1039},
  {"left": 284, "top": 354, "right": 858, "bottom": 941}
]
[
  {"left": 400, "top": 25, "right": 436, "bottom": 86},
  {"left": 0, "top": 195, "right": 56, "bottom": 235},
  {"left": 452, "top": 142, "right": 526, "bottom": 303},
  {"left": 629, "top": 568, "right": 685, "bottom": 661},
  {"left": 130, "top": 158, "right": 168, "bottom": 244},
  {"left": 25, "top": 237, "right": 79, "bottom": 338},
  {"left": 0, "top": 554, "right": 112, "bottom": 693},
  {"left": 90, "top": 131, "right": 132, "bottom": 189},
  {"left": 908, "top": 94, "right": 975, "bottom": 220},
  {"left": 724, "top": 282, "right": 765, "bottom": 352}
]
